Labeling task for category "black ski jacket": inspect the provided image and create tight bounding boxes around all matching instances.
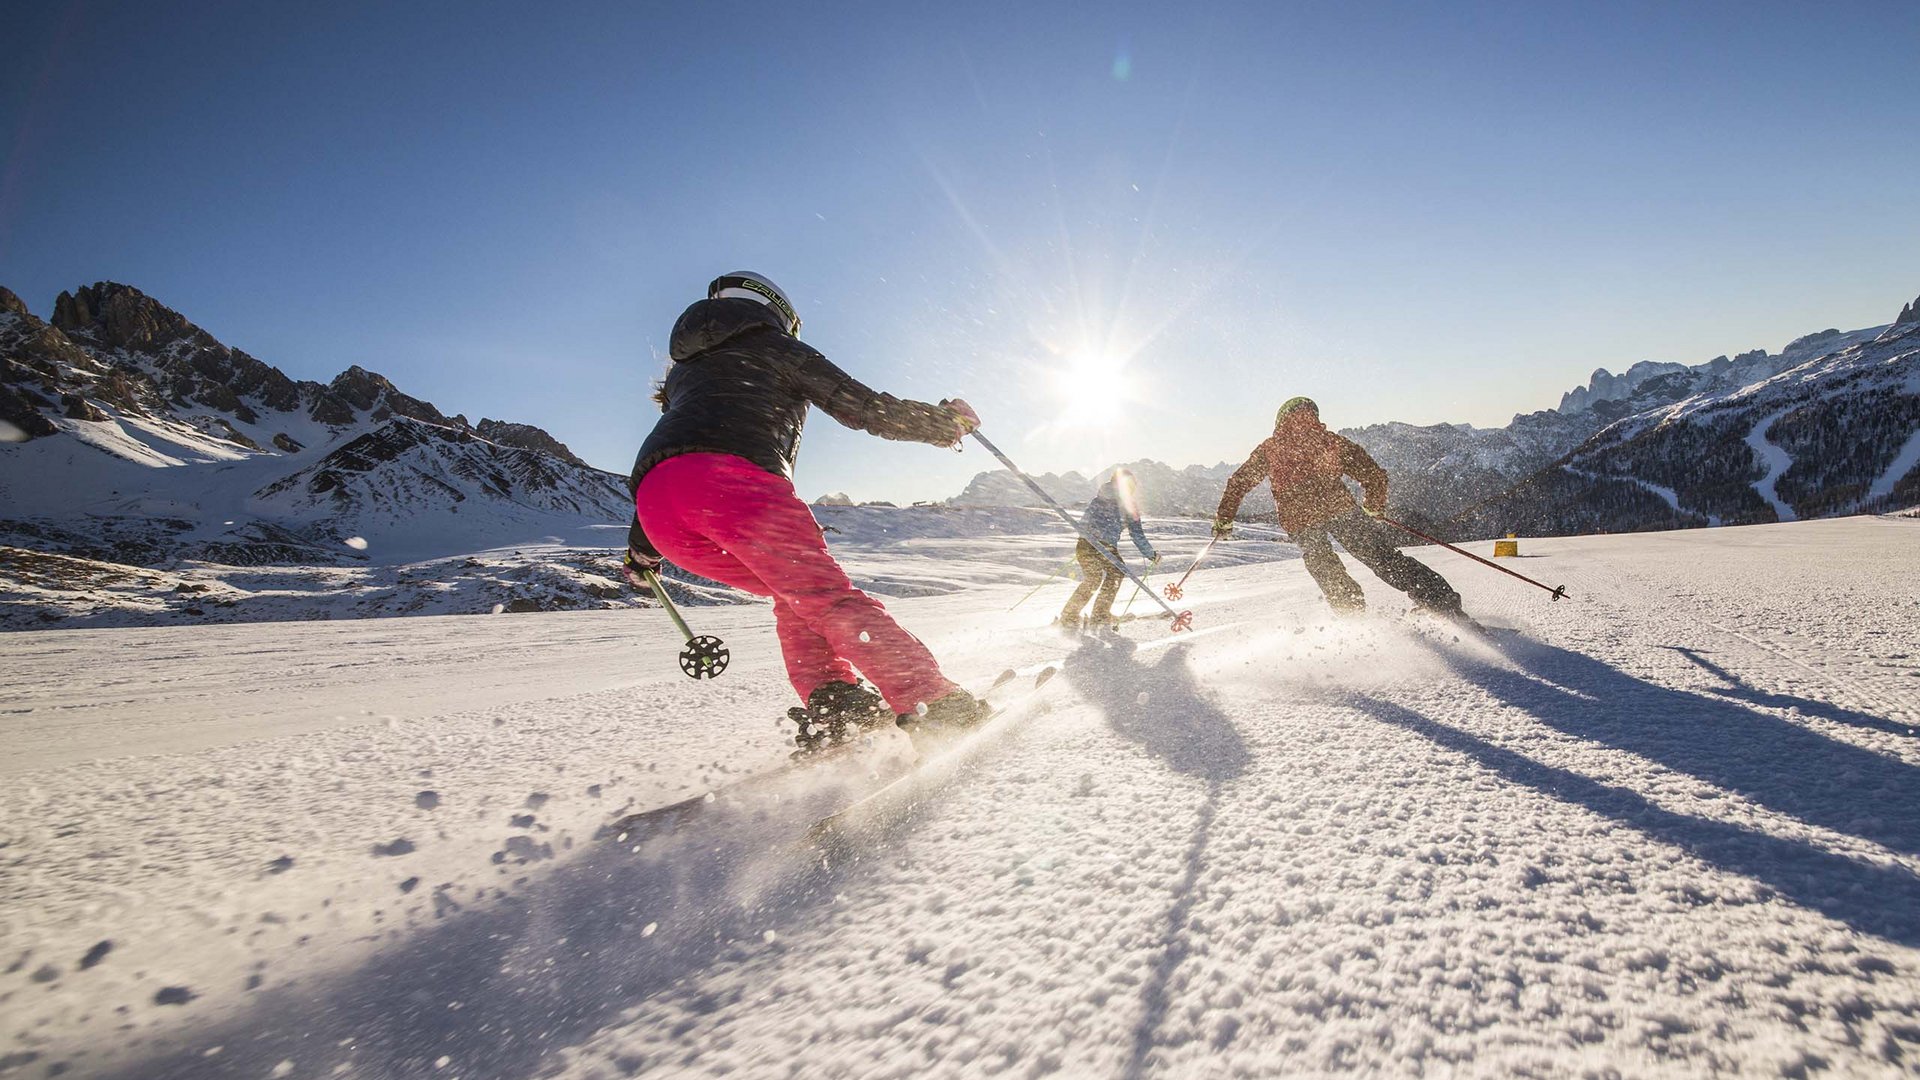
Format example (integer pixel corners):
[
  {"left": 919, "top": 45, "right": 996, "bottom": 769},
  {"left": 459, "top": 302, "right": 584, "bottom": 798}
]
[{"left": 625, "top": 298, "right": 959, "bottom": 556}]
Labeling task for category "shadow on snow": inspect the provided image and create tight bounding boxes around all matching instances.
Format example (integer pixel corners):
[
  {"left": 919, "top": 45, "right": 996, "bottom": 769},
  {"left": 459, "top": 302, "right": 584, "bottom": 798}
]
[
  {"left": 93, "top": 782, "right": 865, "bottom": 1080},
  {"left": 1436, "top": 637, "right": 1920, "bottom": 859},
  {"left": 1346, "top": 686, "right": 1920, "bottom": 948},
  {"left": 1059, "top": 634, "right": 1250, "bottom": 1080}
]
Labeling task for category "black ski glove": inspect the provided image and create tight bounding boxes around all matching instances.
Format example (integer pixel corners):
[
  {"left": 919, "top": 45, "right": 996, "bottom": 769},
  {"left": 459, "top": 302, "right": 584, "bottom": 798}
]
[{"left": 624, "top": 518, "right": 662, "bottom": 589}]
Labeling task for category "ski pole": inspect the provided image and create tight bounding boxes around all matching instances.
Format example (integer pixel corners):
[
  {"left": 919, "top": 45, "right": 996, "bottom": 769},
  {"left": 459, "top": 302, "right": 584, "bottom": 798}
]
[
  {"left": 968, "top": 429, "right": 1193, "bottom": 631},
  {"left": 640, "top": 567, "right": 732, "bottom": 678},
  {"left": 1008, "top": 555, "right": 1077, "bottom": 611},
  {"left": 1376, "top": 516, "right": 1569, "bottom": 601},
  {"left": 1162, "top": 536, "right": 1220, "bottom": 601}
]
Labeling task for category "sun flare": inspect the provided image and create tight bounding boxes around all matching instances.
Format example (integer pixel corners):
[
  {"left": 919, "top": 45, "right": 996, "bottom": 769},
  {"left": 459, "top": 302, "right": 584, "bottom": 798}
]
[{"left": 1047, "top": 344, "right": 1136, "bottom": 428}]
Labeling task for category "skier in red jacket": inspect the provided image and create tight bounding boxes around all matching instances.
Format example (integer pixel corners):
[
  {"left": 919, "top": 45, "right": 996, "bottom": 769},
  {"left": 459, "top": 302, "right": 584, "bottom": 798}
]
[
  {"left": 1214, "top": 397, "right": 1466, "bottom": 619},
  {"left": 625, "top": 272, "right": 989, "bottom": 753}
]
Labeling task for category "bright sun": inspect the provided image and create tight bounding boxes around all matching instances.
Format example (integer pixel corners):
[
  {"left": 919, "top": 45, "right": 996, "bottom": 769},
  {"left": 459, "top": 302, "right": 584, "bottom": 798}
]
[{"left": 1048, "top": 345, "right": 1135, "bottom": 428}]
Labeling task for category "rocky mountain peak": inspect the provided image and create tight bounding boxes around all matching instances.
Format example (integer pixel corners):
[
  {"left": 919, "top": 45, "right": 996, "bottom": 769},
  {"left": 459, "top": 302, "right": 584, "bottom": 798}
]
[
  {"left": 0, "top": 286, "right": 27, "bottom": 317},
  {"left": 473, "top": 418, "right": 585, "bottom": 466},
  {"left": 51, "top": 282, "right": 208, "bottom": 354},
  {"left": 1897, "top": 293, "right": 1920, "bottom": 327},
  {"left": 311, "top": 365, "right": 450, "bottom": 427}
]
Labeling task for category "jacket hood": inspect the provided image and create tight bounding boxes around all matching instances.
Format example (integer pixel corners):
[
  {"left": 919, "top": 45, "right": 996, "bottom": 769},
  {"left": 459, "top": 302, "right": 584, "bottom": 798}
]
[{"left": 669, "top": 297, "right": 792, "bottom": 362}]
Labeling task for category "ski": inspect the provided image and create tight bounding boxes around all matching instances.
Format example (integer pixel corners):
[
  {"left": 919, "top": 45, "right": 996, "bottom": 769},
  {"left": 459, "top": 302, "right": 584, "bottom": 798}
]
[
  {"left": 596, "top": 729, "right": 906, "bottom": 844},
  {"left": 598, "top": 667, "right": 1053, "bottom": 846},
  {"left": 1402, "top": 607, "right": 1516, "bottom": 646},
  {"left": 806, "top": 665, "right": 1060, "bottom": 850}
]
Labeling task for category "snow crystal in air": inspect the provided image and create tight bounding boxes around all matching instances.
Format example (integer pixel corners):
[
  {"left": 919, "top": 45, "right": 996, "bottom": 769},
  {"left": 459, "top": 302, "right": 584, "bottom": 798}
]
[
  {"left": 271, "top": 1062, "right": 294, "bottom": 1079},
  {"left": 859, "top": 630, "right": 871, "bottom": 642},
  {"left": 763, "top": 930, "right": 777, "bottom": 943},
  {"left": 1136, "top": 692, "right": 1150, "bottom": 705},
  {"left": 491, "top": 603, "right": 505, "bottom": 615},
  {"left": 344, "top": 536, "right": 369, "bottom": 550},
  {"left": 434, "top": 1055, "right": 451, "bottom": 1069},
  {"left": 642, "top": 922, "right": 657, "bottom": 937},
  {"left": 0, "top": 419, "right": 27, "bottom": 443}
]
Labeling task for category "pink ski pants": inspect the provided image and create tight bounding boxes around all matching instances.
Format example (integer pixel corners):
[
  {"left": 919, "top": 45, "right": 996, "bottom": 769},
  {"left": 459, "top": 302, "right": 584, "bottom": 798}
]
[{"left": 635, "top": 453, "right": 957, "bottom": 713}]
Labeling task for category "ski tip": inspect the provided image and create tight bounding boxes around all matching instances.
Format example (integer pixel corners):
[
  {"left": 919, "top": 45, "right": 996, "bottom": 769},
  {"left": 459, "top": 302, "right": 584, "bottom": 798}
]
[
  {"left": 1034, "top": 666, "right": 1058, "bottom": 688},
  {"left": 992, "top": 668, "right": 1018, "bottom": 688}
]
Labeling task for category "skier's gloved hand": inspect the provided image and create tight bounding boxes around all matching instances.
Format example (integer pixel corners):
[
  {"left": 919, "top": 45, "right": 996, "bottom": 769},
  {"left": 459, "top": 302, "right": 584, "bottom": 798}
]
[
  {"left": 622, "top": 545, "right": 662, "bottom": 589},
  {"left": 1362, "top": 503, "right": 1386, "bottom": 518},
  {"left": 939, "top": 398, "right": 981, "bottom": 447},
  {"left": 1211, "top": 518, "right": 1234, "bottom": 540},
  {"left": 1149, "top": 552, "right": 1163, "bottom": 568}
]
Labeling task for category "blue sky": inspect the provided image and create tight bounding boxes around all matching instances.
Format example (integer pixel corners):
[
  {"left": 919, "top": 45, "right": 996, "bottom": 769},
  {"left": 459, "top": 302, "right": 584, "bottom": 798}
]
[{"left": 5, "top": 1, "right": 1916, "bottom": 503}]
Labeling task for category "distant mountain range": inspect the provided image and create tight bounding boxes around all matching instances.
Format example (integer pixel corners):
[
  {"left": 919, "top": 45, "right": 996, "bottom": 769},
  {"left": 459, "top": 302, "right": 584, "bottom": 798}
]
[
  {"left": 949, "top": 293, "right": 1920, "bottom": 537},
  {"left": 4, "top": 279, "right": 1915, "bottom": 627}
]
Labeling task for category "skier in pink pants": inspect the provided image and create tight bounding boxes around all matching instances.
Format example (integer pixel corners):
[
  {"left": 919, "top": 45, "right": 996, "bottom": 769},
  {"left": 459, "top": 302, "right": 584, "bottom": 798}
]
[{"left": 625, "top": 271, "right": 989, "bottom": 753}]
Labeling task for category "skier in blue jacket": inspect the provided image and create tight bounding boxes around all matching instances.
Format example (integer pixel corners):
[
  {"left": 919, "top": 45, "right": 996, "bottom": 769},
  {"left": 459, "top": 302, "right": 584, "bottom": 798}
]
[{"left": 1058, "top": 468, "right": 1161, "bottom": 631}]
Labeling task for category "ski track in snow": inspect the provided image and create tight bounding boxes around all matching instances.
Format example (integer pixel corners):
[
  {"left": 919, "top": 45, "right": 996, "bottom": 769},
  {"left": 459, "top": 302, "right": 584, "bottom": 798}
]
[
  {"left": 1561, "top": 465, "right": 1724, "bottom": 528},
  {"left": 2, "top": 519, "right": 1919, "bottom": 1078},
  {"left": 1867, "top": 425, "right": 1920, "bottom": 501},
  {"left": 1745, "top": 409, "right": 1798, "bottom": 522}
]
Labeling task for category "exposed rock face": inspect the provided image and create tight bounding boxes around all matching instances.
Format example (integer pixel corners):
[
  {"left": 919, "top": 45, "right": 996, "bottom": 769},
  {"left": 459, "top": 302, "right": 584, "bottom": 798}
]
[
  {"left": 309, "top": 365, "right": 451, "bottom": 427},
  {"left": 474, "top": 418, "right": 586, "bottom": 466},
  {"left": 54, "top": 282, "right": 202, "bottom": 353},
  {"left": 49, "top": 282, "right": 304, "bottom": 424},
  {"left": 1897, "top": 294, "right": 1919, "bottom": 327},
  {"left": 2, "top": 288, "right": 105, "bottom": 440}
]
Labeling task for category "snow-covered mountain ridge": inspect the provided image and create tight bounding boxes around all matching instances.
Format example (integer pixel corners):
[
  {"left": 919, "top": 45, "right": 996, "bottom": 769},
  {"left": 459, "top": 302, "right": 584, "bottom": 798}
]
[
  {"left": 948, "top": 293, "right": 1918, "bottom": 533},
  {"left": 1457, "top": 301, "right": 1920, "bottom": 535},
  {"left": 1, "top": 282, "right": 638, "bottom": 613}
]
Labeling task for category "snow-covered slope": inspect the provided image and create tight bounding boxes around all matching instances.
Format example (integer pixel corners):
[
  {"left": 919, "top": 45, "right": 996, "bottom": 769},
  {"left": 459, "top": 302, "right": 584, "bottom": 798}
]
[{"left": 2, "top": 516, "right": 1915, "bottom": 1078}]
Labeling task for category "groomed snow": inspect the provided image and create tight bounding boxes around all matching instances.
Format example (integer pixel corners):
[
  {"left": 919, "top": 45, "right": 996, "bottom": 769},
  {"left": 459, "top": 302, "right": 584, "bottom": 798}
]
[
  {"left": 1, "top": 517, "right": 1917, "bottom": 1078},
  {"left": 1745, "top": 409, "right": 1798, "bottom": 522}
]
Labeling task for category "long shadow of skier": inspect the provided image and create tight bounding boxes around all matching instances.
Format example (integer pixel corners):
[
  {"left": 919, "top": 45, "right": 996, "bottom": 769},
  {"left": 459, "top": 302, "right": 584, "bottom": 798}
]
[
  {"left": 91, "top": 783, "right": 862, "bottom": 1080},
  {"left": 1344, "top": 691, "right": 1920, "bottom": 947},
  {"left": 1058, "top": 635, "right": 1250, "bottom": 1080},
  {"left": 1664, "top": 646, "right": 1917, "bottom": 740},
  {"left": 1426, "top": 637, "right": 1920, "bottom": 857},
  {"left": 1061, "top": 635, "right": 1251, "bottom": 784}
]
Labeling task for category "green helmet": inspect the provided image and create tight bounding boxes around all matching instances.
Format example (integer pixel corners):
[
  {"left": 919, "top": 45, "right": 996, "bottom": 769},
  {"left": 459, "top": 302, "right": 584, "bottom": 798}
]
[{"left": 1275, "top": 396, "right": 1318, "bottom": 427}]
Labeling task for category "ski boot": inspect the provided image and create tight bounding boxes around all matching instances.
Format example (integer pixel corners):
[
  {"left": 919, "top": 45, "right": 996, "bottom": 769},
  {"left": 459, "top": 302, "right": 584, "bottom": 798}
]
[
  {"left": 895, "top": 687, "right": 994, "bottom": 746},
  {"left": 787, "top": 681, "right": 890, "bottom": 758},
  {"left": 1410, "top": 596, "right": 1491, "bottom": 639}
]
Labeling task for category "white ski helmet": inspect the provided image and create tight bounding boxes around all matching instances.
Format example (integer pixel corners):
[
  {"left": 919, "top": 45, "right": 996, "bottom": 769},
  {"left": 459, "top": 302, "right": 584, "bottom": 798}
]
[{"left": 708, "top": 271, "right": 801, "bottom": 336}]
